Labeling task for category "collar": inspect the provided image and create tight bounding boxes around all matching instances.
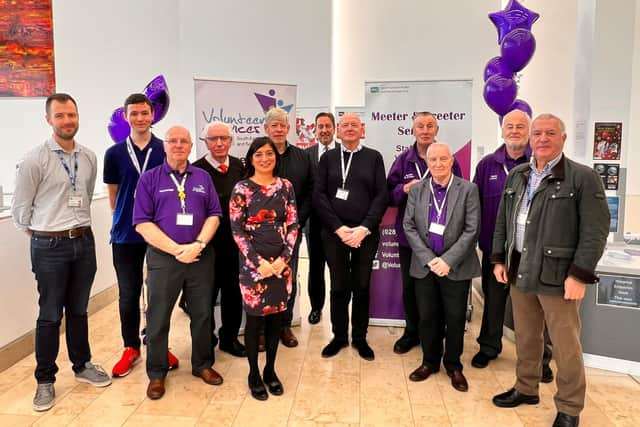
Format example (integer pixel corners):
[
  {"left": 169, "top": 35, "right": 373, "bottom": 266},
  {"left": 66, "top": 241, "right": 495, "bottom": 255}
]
[
  {"left": 530, "top": 152, "right": 563, "bottom": 175},
  {"left": 341, "top": 142, "right": 363, "bottom": 153},
  {"left": 162, "top": 160, "right": 193, "bottom": 176},
  {"left": 494, "top": 143, "right": 530, "bottom": 164},
  {"left": 204, "top": 152, "right": 228, "bottom": 169},
  {"left": 319, "top": 140, "right": 336, "bottom": 150},
  {"left": 46, "top": 137, "right": 80, "bottom": 153}
]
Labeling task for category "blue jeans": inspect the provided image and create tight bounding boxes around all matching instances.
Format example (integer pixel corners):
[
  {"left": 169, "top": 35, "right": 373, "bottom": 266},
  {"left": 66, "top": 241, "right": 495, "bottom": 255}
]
[{"left": 30, "top": 232, "right": 97, "bottom": 383}]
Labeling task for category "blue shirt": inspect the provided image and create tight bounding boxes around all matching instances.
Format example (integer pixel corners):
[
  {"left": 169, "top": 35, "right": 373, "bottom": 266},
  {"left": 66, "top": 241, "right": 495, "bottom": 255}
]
[
  {"left": 104, "top": 135, "right": 166, "bottom": 243},
  {"left": 133, "top": 161, "right": 222, "bottom": 244}
]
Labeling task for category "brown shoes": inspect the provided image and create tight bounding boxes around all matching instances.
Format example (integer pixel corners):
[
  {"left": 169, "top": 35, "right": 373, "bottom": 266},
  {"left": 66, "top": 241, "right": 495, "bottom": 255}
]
[
  {"left": 146, "top": 378, "right": 165, "bottom": 400},
  {"left": 280, "top": 327, "right": 299, "bottom": 348},
  {"left": 193, "top": 368, "right": 223, "bottom": 385},
  {"left": 409, "top": 365, "right": 439, "bottom": 382},
  {"left": 447, "top": 370, "right": 469, "bottom": 392}
]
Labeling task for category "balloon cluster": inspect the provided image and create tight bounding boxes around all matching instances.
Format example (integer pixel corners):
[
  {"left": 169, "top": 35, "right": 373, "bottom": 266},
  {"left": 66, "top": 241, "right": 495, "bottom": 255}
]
[
  {"left": 108, "top": 75, "right": 171, "bottom": 143},
  {"left": 483, "top": 0, "right": 539, "bottom": 121}
]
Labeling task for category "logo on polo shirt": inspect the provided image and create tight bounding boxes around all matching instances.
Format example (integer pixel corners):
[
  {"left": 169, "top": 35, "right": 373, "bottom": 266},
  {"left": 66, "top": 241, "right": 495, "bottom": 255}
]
[
  {"left": 403, "top": 173, "right": 416, "bottom": 180},
  {"left": 192, "top": 185, "right": 206, "bottom": 194},
  {"left": 489, "top": 174, "right": 498, "bottom": 181}
]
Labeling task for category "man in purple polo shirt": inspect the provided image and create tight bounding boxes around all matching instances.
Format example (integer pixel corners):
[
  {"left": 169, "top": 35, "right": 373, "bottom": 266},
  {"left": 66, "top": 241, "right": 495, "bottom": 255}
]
[
  {"left": 387, "top": 112, "right": 463, "bottom": 354},
  {"left": 471, "top": 110, "right": 553, "bottom": 383},
  {"left": 403, "top": 142, "right": 481, "bottom": 392},
  {"left": 134, "top": 126, "right": 223, "bottom": 400}
]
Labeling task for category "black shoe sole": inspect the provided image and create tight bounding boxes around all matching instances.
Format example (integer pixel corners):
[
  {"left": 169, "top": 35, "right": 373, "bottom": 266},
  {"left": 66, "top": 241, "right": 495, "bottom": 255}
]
[{"left": 493, "top": 396, "right": 540, "bottom": 408}]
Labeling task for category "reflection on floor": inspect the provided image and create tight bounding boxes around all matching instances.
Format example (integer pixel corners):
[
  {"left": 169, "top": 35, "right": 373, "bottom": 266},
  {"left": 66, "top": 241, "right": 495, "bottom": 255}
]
[{"left": 0, "top": 259, "right": 639, "bottom": 426}]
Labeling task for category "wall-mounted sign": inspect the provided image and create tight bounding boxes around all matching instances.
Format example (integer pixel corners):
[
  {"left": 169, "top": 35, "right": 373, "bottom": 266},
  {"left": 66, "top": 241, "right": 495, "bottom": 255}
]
[{"left": 597, "top": 274, "right": 640, "bottom": 310}]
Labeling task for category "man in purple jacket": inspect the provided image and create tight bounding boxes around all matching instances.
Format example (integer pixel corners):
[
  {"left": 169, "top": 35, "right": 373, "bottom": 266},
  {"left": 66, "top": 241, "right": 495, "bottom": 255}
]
[
  {"left": 471, "top": 110, "right": 552, "bottom": 382},
  {"left": 387, "top": 112, "right": 462, "bottom": 354}
]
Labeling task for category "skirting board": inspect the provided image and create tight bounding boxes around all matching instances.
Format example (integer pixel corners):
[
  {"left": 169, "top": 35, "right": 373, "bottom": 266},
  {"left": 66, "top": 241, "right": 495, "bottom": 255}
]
[{"left": 583, "top": 353, "right": 640, "bottom": 376}]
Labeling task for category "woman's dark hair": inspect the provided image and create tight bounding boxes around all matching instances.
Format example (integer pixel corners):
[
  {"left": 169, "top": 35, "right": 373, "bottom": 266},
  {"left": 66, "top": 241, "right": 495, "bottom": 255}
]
[{"left": 244, "top": 136, "right": 280, "bottom": 178}]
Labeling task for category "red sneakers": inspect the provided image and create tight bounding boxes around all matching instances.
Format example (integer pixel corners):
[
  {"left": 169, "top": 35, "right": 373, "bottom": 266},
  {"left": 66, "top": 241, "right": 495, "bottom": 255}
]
[
  {"left": 112, "top": 347, "right": 141, "bottom": 377},
  {"left": 168, "top": 350, "right": 179, "bottom": 370}
]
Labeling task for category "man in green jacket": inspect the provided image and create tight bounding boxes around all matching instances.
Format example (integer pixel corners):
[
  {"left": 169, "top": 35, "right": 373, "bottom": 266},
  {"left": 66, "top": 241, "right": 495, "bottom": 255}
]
[{"left": 490, "top": 114, "right": 609, "bottom": 427}]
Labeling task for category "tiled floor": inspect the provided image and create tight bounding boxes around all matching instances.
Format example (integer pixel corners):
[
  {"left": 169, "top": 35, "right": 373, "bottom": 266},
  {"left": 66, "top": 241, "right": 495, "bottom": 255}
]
[{"left": 1, "top": 258, "right": 639, "bottom": 426}]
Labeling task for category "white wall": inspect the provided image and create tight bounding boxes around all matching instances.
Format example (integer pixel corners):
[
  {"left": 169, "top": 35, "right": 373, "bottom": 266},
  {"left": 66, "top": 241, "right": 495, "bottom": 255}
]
[{"left": 332, "top": 0, "right": 502, "bottom": 165}]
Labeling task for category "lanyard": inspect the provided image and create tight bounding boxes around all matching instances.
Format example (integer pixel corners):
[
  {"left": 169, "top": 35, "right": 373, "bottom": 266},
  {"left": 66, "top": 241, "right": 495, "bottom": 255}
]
[
  {"left": 340, "top": 149, "right": 354, "bottom": 188},
  {"left": 169, "top": 172, "right": 188, "bottom": 213},
  {"left": 126, "top": 138, "right": 153, "bottom": 175},
  {"left": 56, "top": 151, "right": 78, "bottom": 192},
  {"left": 414, "top": 162, "right": 427, "bottom": 180},
  {"left": 429, "top": 177, "right": 453, "bottom": 223},
  {"left": 502, "top": 163, "right": 509, "bottom": 176}
]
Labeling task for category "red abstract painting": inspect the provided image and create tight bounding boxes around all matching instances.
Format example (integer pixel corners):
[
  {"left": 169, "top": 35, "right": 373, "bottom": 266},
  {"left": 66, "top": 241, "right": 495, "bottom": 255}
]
[{"left": 0, "top": 0, "right": 55, "bottom": 97}]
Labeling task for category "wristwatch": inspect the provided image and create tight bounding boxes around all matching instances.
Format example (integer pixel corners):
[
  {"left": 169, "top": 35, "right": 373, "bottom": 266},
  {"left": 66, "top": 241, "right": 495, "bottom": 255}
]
[{"left": 195, "top": 239, "right": 206, "bottom": 250}]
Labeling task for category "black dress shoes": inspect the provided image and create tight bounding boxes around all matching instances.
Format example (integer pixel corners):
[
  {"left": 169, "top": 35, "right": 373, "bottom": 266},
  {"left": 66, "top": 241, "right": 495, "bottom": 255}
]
[
  {"left": 393, "top": 335, "right": 419, "bottom": 354},
  {"left": 409, "top": 365, "right": 439, "bottom": 382},
  {"left": 308, "top": 310, "right": 322, "bottom": 325},
  {"left": 447, "top": 370, "right": 468, "bottom": 392},
  {"left": 471, "top": 351, "right": 496, "bottom": 368},
  {"left": 553, "top": 412, "right": 579, "bottom": 427},
  {"left": 352, "top": 340, "right": 375, "bottom": 361},
  {"left": 219, "top": 340, "right": 246, "bottom": 357},
  {"left": 542, "top": 364, "right": 554, "bottom": 383},
  {"left": 263, "top": 371, "right": 284, "bottom": 396},
  {"left": 321, "top": 338, "right": 348, "bottom": 358},
  {"left": 248, "top": 374, "right": 268, "bottom": 401},
  {"left": 493, "top": 388, "right": 540, "bottom": 408}
]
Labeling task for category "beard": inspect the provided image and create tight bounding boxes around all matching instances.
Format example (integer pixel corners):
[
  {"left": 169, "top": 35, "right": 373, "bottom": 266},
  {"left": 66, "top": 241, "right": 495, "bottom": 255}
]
[{"left": 54, "top": 125, "right": 79, "bottom": 141}]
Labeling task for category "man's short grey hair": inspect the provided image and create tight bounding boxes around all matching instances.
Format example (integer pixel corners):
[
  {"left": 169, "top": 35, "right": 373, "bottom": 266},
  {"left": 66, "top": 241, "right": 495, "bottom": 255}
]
[
  {"left": 426, "top": 142, "right": 452, "bottom": 158},
  {"left": 201, "top": 121, "right": 233, "bottom": 142},
  {"left": 532, "top": 113, "right": 566, "bottom": 135},
  {"left": 413, "top": 111, "right": 437, "bottom": 126},
  {"left": 502, "top": 109, "right": 531, "bottom": 128},
  {"left": 265, "top": 107, "right": 289, "bottom": 124}
]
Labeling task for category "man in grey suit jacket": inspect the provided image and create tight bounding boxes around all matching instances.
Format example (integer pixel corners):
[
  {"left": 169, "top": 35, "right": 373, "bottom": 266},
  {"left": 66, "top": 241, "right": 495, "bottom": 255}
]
[
  {"left": 305, "top": 112, "right": 339, "bottom": 325},
  {"left": 403, "top": 142, "right": 481, "bottom": 393}
]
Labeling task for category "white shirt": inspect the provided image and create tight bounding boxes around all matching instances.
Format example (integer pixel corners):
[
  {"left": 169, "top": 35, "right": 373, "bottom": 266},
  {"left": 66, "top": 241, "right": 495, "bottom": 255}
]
[
  {"left": 204, "top": 152, "right": 229, "bottom": 170},
  {"left": 317, "top": 140, "right": 336, "bottom": 161}
]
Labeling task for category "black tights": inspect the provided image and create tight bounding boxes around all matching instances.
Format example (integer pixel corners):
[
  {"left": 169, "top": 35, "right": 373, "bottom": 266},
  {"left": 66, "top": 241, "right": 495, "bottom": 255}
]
[{"left": 245, "top": 312, "right": 282, "bottom": 380}]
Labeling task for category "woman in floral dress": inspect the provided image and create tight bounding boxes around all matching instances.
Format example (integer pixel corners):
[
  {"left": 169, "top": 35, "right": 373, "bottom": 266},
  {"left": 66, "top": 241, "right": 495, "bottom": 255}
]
[{"left": 229, "top": 137, "right": 298, "bottom": 401}]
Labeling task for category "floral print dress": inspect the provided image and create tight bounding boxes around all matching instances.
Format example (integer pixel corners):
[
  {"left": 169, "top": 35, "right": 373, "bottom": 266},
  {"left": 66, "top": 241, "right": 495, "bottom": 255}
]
[{"left": 229, "top": 177, "right": 299, "bottom": 316}]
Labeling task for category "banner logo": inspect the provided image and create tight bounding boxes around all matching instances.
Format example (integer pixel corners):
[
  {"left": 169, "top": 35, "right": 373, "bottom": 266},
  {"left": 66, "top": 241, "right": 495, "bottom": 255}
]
[{"left": 254, "top": 88, "right": 294, "bottom": 113}]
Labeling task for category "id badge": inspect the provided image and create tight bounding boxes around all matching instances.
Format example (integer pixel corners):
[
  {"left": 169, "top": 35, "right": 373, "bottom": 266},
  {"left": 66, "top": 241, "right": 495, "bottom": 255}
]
[
  {"left": 335, "top": 187, "right": 349, "bottom": 200},
  {"left": 176, "top": 213, "right": 194, "bottom": 226},
  {"left": 429, "top": 222, "right": 445, "bottom": 235},
  {"left": 516, "top": 212, "right": 528, "bottom": 226},
  {"left": 68, "top": 195, "right": 83, "bottom": 208}
]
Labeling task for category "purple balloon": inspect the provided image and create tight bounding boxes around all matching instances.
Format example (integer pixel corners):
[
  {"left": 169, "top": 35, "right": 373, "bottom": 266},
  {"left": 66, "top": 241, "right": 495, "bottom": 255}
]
[
  {"left": 501, "top": 28, "right": 536, "bottom": 72},
  {"left": 144, "top": 75, "right": 170, "bottom": 124},
  {"left": 489, "top": 0, "right": 540, "bottom": 44},
  {"left": 108, "top": 107, "right": 130, "bottom": 143},
  {"left": 511, "top": 99, "right": 533, "bottom": 117},
  {"left": 484, "top": 75, "right": 518, "bottom": 116},
  {"left": 484, "top": 56, "right": 514, "bottom": 81}
]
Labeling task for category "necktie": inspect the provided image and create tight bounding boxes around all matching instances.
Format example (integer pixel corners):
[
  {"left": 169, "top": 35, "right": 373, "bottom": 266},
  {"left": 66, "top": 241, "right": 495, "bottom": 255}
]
[{"left": 219, "top": 164, "right": 227, "bottom": 174}]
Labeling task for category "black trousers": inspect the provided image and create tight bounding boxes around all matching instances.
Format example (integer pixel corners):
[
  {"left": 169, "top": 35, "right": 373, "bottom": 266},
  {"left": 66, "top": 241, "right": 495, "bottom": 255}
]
[
  {"left": 145, "top": 246, "right": 214, "bottom": 380},
  {"left": 211, "top": 242, "right": 242, "bottom": 345},
  {"left": 398, "top": 245, "right": 419, "bottom": 340},
  {"left": 305, "top": 214, "right": 327, "bottom": 312},
  {"left": 281, "top": 235, "right": 301, "bottom": 327},
  {"left": 415, "top": 272, "right": 470, "bottom": 372},
  {"left": 322, "top": 229, "right": 379, "bottom": 342},
  {"left": 112, "top": 242, "right": 147, "bottom": 350},
  {"left": 481, "top": 251, "right": 552, "bottom": 364}
]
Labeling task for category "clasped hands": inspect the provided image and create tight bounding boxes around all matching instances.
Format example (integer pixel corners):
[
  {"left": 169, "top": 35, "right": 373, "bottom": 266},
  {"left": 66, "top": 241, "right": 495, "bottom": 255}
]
[
  {"left": 257, "top": 257, "right": 287, "bottom": 279},
  {"left": 428, "top": 257, "right": 450, "bottom": 277},
  {"left": 335, "top": 225, "right": 368, "bottom": 248},
  {"left": 174, "top": 242, "right": 203, "bottom": 264}
]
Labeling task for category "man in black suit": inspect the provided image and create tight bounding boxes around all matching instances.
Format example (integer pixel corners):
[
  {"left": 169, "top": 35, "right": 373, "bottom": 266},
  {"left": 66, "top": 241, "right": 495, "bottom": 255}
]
[
  {"left": 192, "top": 122, "right": 246, "bottom": 357},
  {"left": 305, "top": 112, "right": 339, "bottom": 325}
]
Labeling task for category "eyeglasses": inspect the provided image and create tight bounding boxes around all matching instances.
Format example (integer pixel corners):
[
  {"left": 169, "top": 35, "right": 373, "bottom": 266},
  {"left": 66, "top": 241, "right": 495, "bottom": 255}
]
[
  {"left": 165, "top": 138, "right": 191, "bottom": 145},
  {"left": 205, "top": 136, "right": 232, "bottom": 142}
]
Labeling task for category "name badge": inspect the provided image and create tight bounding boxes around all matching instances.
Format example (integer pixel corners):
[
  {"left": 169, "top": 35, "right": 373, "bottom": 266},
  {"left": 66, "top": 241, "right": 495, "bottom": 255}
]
[
  {"left": 335, "top": 188, "right": 349, "bottom": 200},
  {"left": 517, "top": 212, "right": 528, "bottom": 226},
  {"left": 176, "top": 213, "right": 194, "bottom": 226},
  {"left": 68, "top": 195, "right": 83, "bottom": 208},
  {"left": 429, "top": 222, "right": 445, "bottom": 235}
]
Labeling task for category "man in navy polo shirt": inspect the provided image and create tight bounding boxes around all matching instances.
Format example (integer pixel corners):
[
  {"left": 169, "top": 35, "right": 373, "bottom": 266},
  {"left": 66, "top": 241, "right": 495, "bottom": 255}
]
[
  {"left": 104, "top": 93, "right": 179, "bottom": 378},
  {"left": 134, "top": 126, "right": 223, "bottom": 400}
]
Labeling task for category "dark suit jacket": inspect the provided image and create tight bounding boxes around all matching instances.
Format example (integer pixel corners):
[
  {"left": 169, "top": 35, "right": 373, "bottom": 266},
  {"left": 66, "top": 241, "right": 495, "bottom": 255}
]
[
  {"left": 403, "top": 175, "right": 481, "bottom": 281},
  {"left": 306, "top": 141, "right": 340, "bottom": 170}
]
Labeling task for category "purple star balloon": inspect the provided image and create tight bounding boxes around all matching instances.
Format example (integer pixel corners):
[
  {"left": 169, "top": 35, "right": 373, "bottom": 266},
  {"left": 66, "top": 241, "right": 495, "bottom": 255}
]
[{"left": 489, "top": 0, "right": 539, "bottom": 44}]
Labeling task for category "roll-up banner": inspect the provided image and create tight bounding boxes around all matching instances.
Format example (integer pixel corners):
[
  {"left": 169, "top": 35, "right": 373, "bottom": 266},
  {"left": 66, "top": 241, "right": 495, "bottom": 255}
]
[
  {"left": 193, "top": 78, "right": 297, "bottom": 159},
  {"left": 364, "top": 79, "right": 473, "bottom": 325}
]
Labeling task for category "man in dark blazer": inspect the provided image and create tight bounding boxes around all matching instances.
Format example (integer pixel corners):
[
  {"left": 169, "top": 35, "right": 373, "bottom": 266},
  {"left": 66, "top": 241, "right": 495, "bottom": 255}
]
[
  {"left": 403, "top": 142, "right": 481, "bottom": 393},
  {"left": 305, "top": 112, "right": 339, "bottom": 325}
]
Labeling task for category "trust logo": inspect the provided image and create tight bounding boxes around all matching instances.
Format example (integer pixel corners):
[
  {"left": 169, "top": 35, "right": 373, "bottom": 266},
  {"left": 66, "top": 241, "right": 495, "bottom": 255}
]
[{"left": 254, "top": 88, "right": 294, "bottom": 113}]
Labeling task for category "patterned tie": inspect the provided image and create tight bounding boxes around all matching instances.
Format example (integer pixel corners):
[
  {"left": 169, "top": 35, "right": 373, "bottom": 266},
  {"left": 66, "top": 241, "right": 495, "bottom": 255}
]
[{"left": 219, "top": 164, "right": 227, "bottom": 174}]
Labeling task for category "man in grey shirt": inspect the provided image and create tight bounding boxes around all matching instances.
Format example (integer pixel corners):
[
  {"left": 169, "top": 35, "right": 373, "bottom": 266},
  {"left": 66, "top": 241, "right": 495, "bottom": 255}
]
[{"left": 12, "top": 93, "right": 111, "bottom": 412}]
